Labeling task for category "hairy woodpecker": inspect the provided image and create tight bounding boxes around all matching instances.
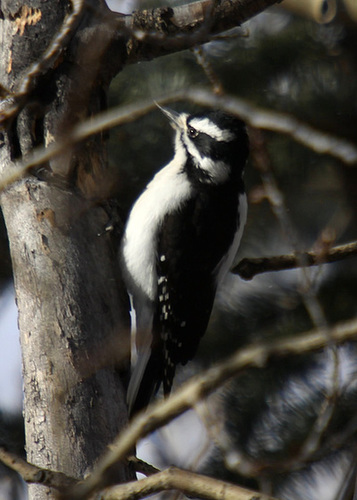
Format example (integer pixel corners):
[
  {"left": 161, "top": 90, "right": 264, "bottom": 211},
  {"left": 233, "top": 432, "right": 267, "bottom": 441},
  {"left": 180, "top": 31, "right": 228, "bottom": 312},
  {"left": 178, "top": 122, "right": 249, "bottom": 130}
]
[{"left": 121, "top": 106, "right": 249, "bottom": 414}]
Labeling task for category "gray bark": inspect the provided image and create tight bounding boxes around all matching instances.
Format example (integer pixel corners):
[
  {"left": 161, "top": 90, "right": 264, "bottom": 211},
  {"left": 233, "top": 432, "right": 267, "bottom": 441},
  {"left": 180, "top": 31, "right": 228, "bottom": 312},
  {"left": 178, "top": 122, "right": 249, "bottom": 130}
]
[{"left": 0, "top": 0, "right": 132, "bottom": 498}]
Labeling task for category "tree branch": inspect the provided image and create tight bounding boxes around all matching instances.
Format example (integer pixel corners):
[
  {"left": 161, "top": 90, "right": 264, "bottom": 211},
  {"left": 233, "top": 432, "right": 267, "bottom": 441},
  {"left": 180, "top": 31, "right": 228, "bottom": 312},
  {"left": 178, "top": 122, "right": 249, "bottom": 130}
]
[
  {"left": 117, "top": 0, "right": 282, "bottom": 63},
  {"left": 233, "top": 241, "right": 357, "bottom": 280},
  {"left": 127, "top": 456, "right": 160, "bottom": 476},
  {"left": 0, "top": 447, "right": 76, "bottom": 490},
  {"left": 180, "top": 89, "right": 357, "bottom": 164},
  {"left": 67, "top": 316, "right": 357, "bottom": 500},
  {"left": 0, "top": 447, "right": 279, "bottom": 500},
  {"left": 1, "top": 88, "right": 356, "bottom": 193},
  {"left": 101, "top": 466, "right": 279, "bottom": 500}
]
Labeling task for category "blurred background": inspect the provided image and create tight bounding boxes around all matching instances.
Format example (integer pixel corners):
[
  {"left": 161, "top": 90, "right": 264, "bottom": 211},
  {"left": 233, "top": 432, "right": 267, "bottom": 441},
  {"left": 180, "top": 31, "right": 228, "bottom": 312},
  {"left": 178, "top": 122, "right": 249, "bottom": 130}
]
[{"left": 1, "top": 0, "right": 357, "bottom": 498}]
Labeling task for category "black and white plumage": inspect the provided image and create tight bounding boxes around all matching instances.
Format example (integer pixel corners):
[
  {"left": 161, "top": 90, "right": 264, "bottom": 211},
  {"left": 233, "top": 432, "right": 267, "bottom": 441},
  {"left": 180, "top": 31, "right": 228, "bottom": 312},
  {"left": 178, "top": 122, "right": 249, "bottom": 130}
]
[{"left": 120, "top": 106, "right": 249, "bottom": 414}]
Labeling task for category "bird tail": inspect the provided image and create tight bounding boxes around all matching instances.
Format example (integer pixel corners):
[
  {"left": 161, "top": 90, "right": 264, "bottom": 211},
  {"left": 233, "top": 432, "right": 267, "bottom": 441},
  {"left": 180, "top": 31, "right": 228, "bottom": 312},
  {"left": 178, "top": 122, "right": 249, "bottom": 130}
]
[
  {"left": 126, "top": 296, "right": 177, "bottom": 415},
  {"left": 127, "top": 348, "right": 163, "bottom": 416},
  {"left": 126, "top": 295, "right": 159, "bottom": 415},
  {"left": 127, "top": 326, "right": 176, "bottom": 415}
]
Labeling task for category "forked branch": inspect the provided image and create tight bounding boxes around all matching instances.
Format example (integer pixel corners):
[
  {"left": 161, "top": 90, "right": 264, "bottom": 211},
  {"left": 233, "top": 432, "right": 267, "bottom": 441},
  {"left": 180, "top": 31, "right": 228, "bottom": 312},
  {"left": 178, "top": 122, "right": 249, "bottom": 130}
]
[
  {"left": 0, "top": 447, "right": 278, "bottom": 500},
  {"left": 102, "top": 466, "right": 278, "bottom": 500}
]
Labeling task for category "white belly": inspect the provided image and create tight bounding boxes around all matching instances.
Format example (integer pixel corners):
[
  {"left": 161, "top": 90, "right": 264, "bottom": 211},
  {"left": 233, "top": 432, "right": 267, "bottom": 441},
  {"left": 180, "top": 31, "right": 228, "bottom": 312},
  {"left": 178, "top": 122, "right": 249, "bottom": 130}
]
[{"left": 120, "top": 155, "right": 193, "bottom": 302}]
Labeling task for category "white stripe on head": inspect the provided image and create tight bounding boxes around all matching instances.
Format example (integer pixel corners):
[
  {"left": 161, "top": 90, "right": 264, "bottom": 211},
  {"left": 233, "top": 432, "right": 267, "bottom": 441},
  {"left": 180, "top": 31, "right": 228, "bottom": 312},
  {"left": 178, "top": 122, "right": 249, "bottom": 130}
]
[
  {"left": 182, "top": 136, "right": 231, "bottom": 184},
  {"left": 189, "top": 117, "right": 235, "bottom": 142}
]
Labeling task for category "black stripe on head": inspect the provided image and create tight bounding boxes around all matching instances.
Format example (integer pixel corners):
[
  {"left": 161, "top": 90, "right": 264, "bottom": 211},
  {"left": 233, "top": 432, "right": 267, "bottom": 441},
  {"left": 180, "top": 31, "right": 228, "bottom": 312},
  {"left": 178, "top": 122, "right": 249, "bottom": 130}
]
[{"left": 186, "top": 110, "right": 249, "bottom": 172}]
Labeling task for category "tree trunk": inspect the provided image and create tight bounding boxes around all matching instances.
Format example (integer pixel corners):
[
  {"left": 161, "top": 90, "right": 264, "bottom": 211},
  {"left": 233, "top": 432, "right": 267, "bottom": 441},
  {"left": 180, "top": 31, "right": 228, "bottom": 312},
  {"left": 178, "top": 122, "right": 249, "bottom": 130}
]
[{"left": 0, "top": 1, "right": 131, "bottom": 498}]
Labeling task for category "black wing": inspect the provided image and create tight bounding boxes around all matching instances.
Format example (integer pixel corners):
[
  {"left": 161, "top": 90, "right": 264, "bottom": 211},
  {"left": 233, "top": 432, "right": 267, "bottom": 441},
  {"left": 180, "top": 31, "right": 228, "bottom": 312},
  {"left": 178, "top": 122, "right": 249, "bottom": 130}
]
[
  {"left": 154, "top": 184, "right": 241, "bottom": 394},
  {"left": 130, "top": 184, "right": 242, "bottom": 414}
]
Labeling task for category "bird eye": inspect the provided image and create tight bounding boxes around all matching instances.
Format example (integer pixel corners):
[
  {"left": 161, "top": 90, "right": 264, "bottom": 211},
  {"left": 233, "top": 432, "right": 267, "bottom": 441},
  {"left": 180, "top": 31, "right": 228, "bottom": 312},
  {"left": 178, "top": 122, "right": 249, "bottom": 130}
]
[{"left": 188, "top": 126, "right": 198, "bottom": 138}]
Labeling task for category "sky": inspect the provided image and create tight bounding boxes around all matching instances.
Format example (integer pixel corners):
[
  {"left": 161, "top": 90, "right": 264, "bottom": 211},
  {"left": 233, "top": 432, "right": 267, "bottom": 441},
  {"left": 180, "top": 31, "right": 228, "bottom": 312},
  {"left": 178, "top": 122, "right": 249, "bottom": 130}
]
[{"left": 0, "top": 284, "right": 23, "bottom": 415}]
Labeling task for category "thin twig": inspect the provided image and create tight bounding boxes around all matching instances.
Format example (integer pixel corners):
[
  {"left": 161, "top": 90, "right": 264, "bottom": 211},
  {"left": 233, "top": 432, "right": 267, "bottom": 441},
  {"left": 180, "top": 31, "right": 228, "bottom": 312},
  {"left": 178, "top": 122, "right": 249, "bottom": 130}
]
[
  {"left": 192, "top": 46, "right": 224, "bottom": 95},
  {"left": 249, "top": 128, "right": 340, "bottom": 468},
  {"left": 127, "top": 456, "right": 160, "bottom": 476},
  {"left": 181, "top": 89, "right": 357, "bottom": 164},
  {"left": 233, "top": 240, "right": 357, "bottom": 280},
  {"left": 249, "top": 129, "right": 328, "bottom": 330},
  {"left": 101, "top": 466, "right": 279, "bottom": 500},
  {"left": 66, "top": 317, "right": 357, "bottom": 500},
  {"left": 1, "top": 88, "right": 356, "bottom": 192}
]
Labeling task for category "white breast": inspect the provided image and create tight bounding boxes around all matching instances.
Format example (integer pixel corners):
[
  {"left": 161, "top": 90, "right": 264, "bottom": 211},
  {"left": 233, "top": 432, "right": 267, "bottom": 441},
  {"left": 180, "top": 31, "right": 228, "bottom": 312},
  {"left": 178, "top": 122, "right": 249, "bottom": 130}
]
[{"left": 120, "top": 152, "right": 193, "bottom": 303}]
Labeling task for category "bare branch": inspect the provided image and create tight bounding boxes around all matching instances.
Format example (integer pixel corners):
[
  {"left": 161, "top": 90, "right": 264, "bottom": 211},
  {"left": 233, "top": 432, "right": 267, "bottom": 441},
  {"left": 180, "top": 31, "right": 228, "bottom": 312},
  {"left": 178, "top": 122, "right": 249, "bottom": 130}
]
[
  {"left": 118, "top": 0, "right": 282, "bottom": 63},
  {"left": 101, "top": 466, "right": 279, "bottom": 500},
  {"left": 67, "top": 317, "right": 357, "bottom": 500},
  {"left": 0, "top": 447, "right": 76, "bottom": 490},
  {"left": 193, "top": 46, "right": 224, "bottom": 95},
  {"left": 179, "top": 89, "right": 357, "bottom": 164},
  {"left": 0, "top": 447, "right": 278, "bottom": 500},
  {"left": 1, "top": 88, "right": 356, "bottom": 193},
  {"left": 233, "top": 241, "right": 357, "bottom": 280},
  {"left": 127, "top": 456, "right": 160, "bottom": 476},
  {"left": 245, "top": 131, "right": 344, "bottom": 466}
]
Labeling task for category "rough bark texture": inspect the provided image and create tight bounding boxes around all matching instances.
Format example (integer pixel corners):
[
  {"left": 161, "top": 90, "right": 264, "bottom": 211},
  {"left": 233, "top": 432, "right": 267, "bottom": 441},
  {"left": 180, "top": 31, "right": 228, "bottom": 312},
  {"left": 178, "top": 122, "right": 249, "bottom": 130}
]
[
  {"left": 0, "top": 0, "right": 132, "bottom": 498},
  {"left": 118, "top": 0, "right": 282, "bottom": 62},
  {"left": 1, "top": 182, "right": 131, "bottom": 498}
]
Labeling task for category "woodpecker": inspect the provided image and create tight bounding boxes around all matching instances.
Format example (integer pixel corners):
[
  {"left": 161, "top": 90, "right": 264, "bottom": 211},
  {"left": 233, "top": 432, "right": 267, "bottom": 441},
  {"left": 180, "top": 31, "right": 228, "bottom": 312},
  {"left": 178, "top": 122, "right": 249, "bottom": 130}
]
[{"left": 120, "top": 106, "right": 249, "bottom": 414}]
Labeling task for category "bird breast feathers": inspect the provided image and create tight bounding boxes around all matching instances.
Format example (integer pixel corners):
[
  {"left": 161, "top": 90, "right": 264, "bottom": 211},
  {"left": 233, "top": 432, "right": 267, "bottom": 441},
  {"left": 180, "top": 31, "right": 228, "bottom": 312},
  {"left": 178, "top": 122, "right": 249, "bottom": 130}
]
[{"left": 121, "top": 160, "right": 193, "bottom": 301}]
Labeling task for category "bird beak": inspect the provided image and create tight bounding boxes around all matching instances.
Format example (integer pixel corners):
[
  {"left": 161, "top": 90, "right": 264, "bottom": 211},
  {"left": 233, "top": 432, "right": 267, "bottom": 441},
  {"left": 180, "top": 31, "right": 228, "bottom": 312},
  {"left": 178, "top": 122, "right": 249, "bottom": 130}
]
[{"left": 156, "top": 103, "right": 185, "bottom": 131}]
